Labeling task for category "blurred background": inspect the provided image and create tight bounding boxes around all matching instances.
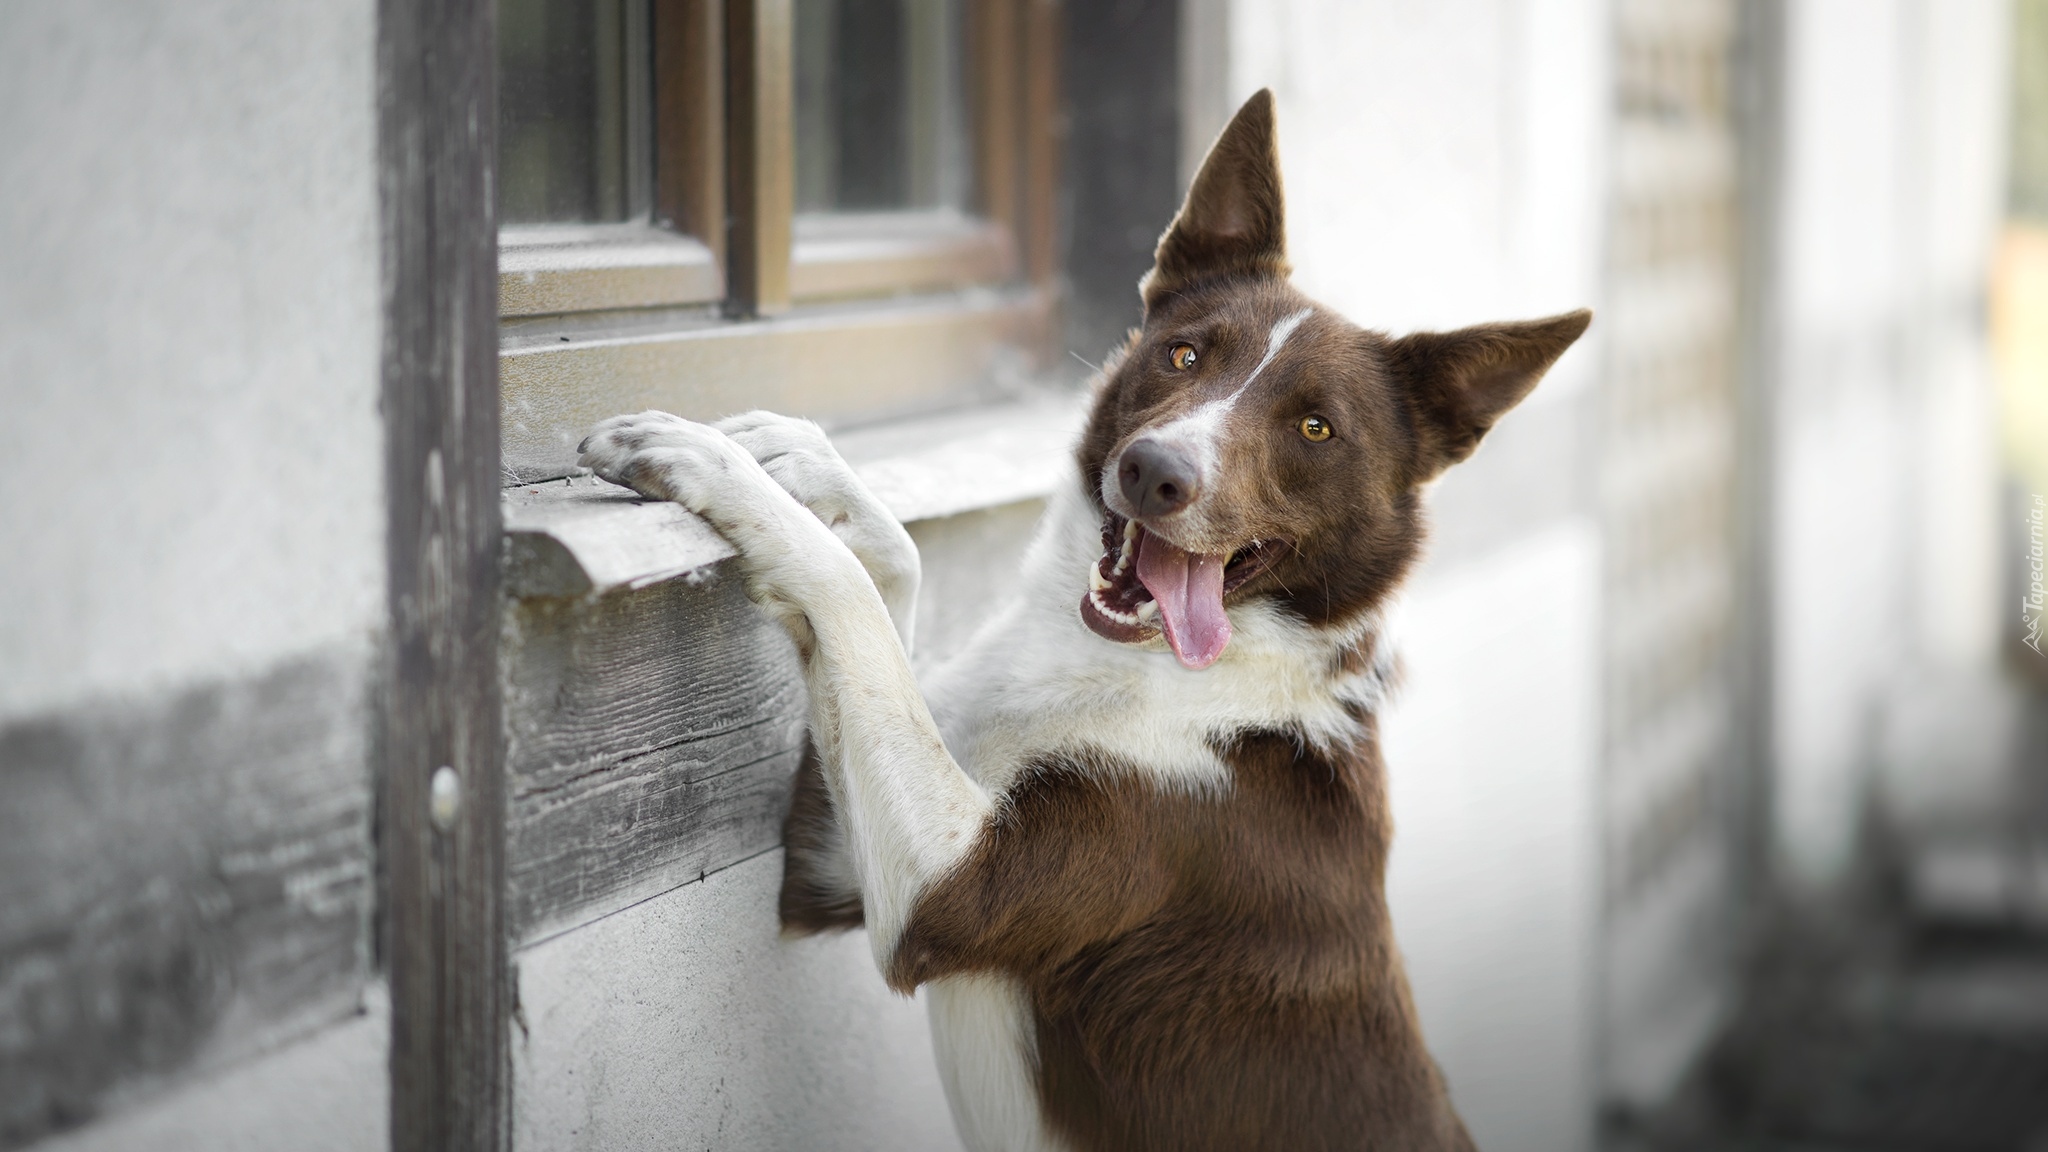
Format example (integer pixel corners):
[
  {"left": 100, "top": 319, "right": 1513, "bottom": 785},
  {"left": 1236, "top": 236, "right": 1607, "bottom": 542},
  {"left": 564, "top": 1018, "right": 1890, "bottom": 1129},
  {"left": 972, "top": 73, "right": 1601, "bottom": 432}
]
[
  {"left": 2, "top": 0, "right": 2045, "bottom": 1149},
  {"left": 1077, "top": 2, "right": 2048, "bottom": 1148}
]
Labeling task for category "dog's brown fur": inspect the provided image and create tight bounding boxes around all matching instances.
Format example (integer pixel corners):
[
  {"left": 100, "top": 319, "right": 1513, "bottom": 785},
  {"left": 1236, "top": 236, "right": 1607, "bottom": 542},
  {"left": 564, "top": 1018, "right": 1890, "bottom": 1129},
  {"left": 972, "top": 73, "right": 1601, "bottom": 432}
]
[
  {"left": 781, "top": 89, "right": 1588, "bottom": 1151},
  {"left": 891, "top": 726, "right": 1473, "bottom": 1152}
]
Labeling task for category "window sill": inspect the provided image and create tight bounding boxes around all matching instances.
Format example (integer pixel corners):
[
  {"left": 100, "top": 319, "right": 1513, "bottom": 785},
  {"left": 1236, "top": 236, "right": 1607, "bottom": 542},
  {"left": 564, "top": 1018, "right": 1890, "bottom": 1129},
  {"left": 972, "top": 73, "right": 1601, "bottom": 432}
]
[
  {"left": 499, "top": 225, "right": 721, "bottom": 317},
  {"left": 502, "top": 390, "right": 1086, "bottom": 599},
  {"left": 498, "top": 285, "right": 1054, "bottom": 484}
]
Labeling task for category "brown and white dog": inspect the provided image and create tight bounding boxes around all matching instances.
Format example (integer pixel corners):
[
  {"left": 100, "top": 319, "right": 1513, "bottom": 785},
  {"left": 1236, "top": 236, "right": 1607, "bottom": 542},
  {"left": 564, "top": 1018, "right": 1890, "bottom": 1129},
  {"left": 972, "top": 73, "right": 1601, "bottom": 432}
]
[{"left": 580, "top": 90, "right": 1589, "bottom": 1152}]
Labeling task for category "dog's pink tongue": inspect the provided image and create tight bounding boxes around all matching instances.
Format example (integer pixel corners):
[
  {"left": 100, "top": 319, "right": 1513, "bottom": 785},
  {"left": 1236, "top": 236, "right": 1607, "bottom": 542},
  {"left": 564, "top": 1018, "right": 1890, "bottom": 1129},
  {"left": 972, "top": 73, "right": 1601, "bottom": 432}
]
[{"left": 1135, "top": 529, "right": 1232, "bottom": 670}]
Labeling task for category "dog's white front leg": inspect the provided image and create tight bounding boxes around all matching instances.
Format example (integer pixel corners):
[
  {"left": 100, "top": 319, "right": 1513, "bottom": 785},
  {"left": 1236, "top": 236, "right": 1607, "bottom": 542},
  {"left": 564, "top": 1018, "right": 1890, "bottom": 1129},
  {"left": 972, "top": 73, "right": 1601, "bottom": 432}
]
[
  {"left": 713, "top": 410, "right": 921, "bottom": 654},
  {"left": 579, "top": 412, "right": 989, "bottom": 966}
]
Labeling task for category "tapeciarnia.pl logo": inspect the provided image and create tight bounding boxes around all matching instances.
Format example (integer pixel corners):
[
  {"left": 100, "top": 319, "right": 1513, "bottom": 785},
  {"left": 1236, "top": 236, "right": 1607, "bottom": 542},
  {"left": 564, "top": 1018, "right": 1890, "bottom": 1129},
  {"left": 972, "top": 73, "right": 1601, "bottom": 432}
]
[{"left": 2027, "top": 493, "right": 2045, "bottom": 656}]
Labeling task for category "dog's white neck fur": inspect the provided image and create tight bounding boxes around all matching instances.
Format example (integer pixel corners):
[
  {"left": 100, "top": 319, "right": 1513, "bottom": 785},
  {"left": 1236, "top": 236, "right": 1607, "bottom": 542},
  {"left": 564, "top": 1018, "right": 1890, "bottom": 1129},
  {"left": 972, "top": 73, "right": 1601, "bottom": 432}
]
[{"left": 924, "top": 476, "right": 1394, "bottom": 797}]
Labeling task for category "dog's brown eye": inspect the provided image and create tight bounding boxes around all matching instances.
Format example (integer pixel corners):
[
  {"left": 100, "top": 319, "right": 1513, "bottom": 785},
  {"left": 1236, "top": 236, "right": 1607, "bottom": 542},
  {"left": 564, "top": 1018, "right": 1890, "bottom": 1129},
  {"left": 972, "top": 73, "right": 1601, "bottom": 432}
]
[
  {"left": 1300, "top": 415, "right": 1333, "bottom": 442},
  {"left": 1169, "top": 344, "right": 1198, "bottom": 371}
]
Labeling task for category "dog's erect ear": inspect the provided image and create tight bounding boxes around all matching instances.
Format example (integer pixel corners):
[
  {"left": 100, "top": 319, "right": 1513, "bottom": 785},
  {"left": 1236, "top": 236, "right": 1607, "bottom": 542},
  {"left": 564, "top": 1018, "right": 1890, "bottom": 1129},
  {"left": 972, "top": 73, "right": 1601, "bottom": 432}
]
[
  {"left": 1388, "top": 309, "right": 1593, "bottom": 480},
  {"left": 1140, "top": 89, "right": 1288, "bottom": 312}
]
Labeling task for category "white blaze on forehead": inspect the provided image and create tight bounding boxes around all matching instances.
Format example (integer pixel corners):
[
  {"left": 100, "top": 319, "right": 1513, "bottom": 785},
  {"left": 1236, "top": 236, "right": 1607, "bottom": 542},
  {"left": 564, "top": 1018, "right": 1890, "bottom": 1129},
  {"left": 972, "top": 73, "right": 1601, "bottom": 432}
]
[
  {"left": 1107, "top": 307, "right": 1317, "bottom": 510},
  {"left": 1218, "top": 307, "right": 1316, "bottom": 411}
]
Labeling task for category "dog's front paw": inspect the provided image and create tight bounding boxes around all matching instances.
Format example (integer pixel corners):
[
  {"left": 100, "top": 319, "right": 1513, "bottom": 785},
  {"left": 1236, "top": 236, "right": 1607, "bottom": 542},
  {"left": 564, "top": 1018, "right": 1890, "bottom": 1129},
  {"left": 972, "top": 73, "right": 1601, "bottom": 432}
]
[
  {"left": 578, "top": 412, "right": 853, "bottom": 606},
  {"left": 713, "top": 412, "right": 848, "bottom": 509},
  {"left": 578, "top": 410, "right": 755, "bottom": 511},
  {"left": 717, "top": 412, "right": 915, "bottom": 557},
  {"left": 715, "top": 411, "right": 922, "bottom": 649},
  {"left": 577, "top": 410, "right": 697, "bottom": 500}
]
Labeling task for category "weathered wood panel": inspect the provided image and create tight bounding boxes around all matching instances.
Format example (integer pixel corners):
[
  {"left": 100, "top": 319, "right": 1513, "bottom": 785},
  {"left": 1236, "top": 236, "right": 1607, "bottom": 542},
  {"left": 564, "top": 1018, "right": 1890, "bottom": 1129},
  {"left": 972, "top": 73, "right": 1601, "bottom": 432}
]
[
  {"left": 497, "top": 490, "right": 1060, "bottom": 947},
  {"left": 377, "top": 0, "right": 507, "bottom": 1145},
  {"left": 503, "top": 566, "right": 810, "bottom": 945},
  {"left": 0, "top": 651, "right": 374, "bottom": 1149},
  {"left": 498, "top": 392, "right": 1085, "bottom": 599}
]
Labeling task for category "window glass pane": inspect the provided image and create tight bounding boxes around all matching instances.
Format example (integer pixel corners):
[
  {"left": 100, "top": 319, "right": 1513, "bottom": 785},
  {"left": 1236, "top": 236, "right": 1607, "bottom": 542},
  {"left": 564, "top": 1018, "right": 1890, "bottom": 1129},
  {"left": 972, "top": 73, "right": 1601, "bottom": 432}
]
[
  {"left": 499, "top": 0, "right": 647, "bottom": 225},
  {"left": 795, "top": 0, "right": 970, "bottom": 214}
]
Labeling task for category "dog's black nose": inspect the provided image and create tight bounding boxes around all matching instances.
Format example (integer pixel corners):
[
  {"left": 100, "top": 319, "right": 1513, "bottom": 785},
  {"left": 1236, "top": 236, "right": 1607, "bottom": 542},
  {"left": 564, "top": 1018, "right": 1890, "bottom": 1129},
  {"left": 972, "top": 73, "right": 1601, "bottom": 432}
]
[{"left": 1118, "top": 438, "right": 1200, "bottom": 518}]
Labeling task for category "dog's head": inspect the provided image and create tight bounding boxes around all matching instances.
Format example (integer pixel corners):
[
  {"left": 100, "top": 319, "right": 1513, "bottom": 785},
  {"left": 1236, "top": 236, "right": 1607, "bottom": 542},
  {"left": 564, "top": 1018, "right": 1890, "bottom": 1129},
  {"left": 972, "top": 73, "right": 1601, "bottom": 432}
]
[{"left": 1076, "top": 89, "right": 1590, "bottom": 669}]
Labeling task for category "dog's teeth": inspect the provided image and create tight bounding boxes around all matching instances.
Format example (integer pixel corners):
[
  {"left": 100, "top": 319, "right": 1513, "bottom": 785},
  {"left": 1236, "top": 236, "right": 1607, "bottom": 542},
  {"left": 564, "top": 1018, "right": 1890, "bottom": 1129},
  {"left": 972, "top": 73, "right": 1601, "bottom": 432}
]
[
  {"left": 1108, "top": 519, "right": 1139, "bottom": 577},
  {"left": 1091, "top": 589, "right": 1140, "bottom": 625},
  {"left": 1136, "top": 599, "right": 1160, "bottom": 622},
  {"left": 1090, "top": 564, "right": 1113, "bottom": 591}
]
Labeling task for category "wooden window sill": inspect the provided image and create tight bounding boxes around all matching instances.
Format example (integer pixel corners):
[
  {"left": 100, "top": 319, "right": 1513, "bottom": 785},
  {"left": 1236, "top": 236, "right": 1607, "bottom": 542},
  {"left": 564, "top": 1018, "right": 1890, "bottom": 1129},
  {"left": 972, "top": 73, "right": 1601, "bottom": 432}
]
[
  {"left": 502, "top": 390, "right": 1086, "bottom": 598},
  {"left": 498, "top": 285, "right": 1054, "bottom": 483},
  {"left": 499, "top": 224, "right": 721, "bottom": 318}
]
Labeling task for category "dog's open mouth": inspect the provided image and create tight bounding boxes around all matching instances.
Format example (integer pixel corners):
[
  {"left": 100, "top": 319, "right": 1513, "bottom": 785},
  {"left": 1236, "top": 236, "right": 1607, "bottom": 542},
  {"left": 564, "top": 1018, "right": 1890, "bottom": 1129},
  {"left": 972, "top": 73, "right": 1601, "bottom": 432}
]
[{"left": 1079, "top": 510, "right": 1287, "bottom": 670}]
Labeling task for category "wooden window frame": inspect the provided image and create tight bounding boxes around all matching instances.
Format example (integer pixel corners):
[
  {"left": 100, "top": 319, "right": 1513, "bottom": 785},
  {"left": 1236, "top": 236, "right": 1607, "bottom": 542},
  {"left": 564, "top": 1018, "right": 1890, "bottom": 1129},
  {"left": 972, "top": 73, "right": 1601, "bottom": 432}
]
[{"left": 497, "top": 0, "right": 1061, "bottom": 480}]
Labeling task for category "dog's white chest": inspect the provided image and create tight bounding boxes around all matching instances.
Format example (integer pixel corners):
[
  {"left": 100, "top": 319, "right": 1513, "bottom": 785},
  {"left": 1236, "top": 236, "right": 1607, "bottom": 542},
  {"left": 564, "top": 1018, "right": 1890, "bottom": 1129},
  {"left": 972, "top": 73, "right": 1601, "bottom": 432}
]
[{"left": 925, "top": 974, "right": 1068, "bottom": 1152}]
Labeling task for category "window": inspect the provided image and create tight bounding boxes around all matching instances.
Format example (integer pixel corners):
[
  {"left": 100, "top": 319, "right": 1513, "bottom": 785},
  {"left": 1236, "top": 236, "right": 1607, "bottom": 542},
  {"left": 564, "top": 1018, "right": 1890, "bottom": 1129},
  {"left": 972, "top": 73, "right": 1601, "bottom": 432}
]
[
  {"left": 499, "top": 0, "right": 651, "bottom": 225},
  {"left": 496, "top": 0, "right": 1061, "bottom": 485},
  {"left": 793, "top": 0, "right": 969, "bottom": 214}
]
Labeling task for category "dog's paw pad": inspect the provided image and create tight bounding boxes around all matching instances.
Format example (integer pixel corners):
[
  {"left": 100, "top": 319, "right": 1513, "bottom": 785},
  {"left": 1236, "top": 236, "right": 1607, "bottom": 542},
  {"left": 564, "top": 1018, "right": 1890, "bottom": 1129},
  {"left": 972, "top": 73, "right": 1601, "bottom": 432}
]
[{"left": 576, "top": 412, "right": 748, "bottom": 506}]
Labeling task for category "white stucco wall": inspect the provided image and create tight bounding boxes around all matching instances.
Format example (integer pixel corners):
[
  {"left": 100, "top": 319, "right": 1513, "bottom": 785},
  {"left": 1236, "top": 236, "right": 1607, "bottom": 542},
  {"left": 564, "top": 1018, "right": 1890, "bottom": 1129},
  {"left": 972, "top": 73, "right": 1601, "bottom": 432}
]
[
  {"left": 1382, "top": 526, "right": 1601, "bottom": 1152},
  {"left": 1229, "top": 0, "right": 1607, "bottom": 331},
  {"left": 515, "top": 852, "right": 964, "bottom": 1152},
  {"left": 1772, "top": 0, "right": 2013, "bottom": 882},
  {"left": 0, "top": 0, "right": 386, "bottom": 725}
]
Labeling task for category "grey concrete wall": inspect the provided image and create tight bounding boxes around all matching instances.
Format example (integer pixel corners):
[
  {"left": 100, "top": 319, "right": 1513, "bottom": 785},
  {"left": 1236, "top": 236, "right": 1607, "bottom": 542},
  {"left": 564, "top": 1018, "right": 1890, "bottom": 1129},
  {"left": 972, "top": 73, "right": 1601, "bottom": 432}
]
[
  {"left": 0, "top": 0, "right": 386, "bottom": 723},
  {"left": 36, "top": 1002, "right": 388, "bottom": 1152},
  {"left": 0, "top": 1, "right": 388, "bottom": 1146}
]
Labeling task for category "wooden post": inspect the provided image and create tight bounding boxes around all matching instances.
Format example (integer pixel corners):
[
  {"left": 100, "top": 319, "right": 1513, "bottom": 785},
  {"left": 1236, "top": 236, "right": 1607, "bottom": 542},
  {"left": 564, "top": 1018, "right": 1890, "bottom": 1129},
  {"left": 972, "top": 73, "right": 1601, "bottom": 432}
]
[
  {"left": 970, "top": 0, "right": 1021, "bottom": 245},
  {"left": 1022, "top": 0, "right": 1064, "bottom": 355},
  {"left": 656, "top": 0, "right": 727, "bottom": 269},
  {"left": 725, "top": 0, "right": 794, "bottom": 317},
  {"left": 376, "top": 0, "right": 508, "bottom": 1148}
]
